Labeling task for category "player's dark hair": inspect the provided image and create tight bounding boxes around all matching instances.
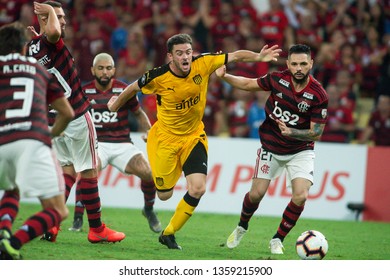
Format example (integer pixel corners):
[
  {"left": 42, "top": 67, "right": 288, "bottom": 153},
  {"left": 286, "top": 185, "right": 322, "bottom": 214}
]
[
  {"left": 166, "top": 33, "right": 192, "bottom": 53},
  {"left": 0, "top": 21, "right": 28, "bottom": 55},
  {"left": 43, "top": 1, "right": 62, "bottom": 8},
  {"left": 288, "top": 44, "right": 311, "bottom": 59}
]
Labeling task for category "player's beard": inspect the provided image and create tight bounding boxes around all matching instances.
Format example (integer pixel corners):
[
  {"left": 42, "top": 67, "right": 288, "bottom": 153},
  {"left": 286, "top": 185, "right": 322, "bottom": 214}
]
[
  {"left": 292, "top": 71, "right": 309, "bottom": 85},
  {"left": 96, "top": 76, "right": 112, "bottom": 86}
]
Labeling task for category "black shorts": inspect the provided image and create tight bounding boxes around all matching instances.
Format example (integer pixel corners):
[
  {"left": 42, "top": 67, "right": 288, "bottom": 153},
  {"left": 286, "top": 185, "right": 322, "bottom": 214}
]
[{"left": 183, "top": 141, "right": 208, "bottom": 176}]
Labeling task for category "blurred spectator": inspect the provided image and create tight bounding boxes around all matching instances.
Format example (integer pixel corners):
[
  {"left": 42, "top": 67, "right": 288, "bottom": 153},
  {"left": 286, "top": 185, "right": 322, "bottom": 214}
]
[
  {"left": 359, "top": 24, "right": 387, "bottom": 98},
  {"left": 63, "top": 24, "right": 77, "bottom": 56},
  {"left": 247, "top": 91, "right": 270, "bottom": 139},
  {"left": 232, "top": 0, "right": 257, "bottom": 21},
  {"left": 116, "top": 26, "right": 148, "bottom": 84},
  {"left": 206, "top": 1, "right": 242, "bottom": 52},
  {"left": 358, "top": 94, "right": 390, "bottom": 146},
  {"left": 339, "top": 11, "right": 364, "bottom": 47},
  {"left": 335, "top": 42, "right": 363, "bottom": 90},
  {"left": 18, "top": 1, "right": 34, "bottom": 28},
  {"left": 361, "top": 1, "right": 386, "bottom": 38},
  {"left": 178, "top": 0, "right": 215, "bottom": 53},
  {"left": 281, "top": 0, "right": 307, "bottom": 29},
  {"left": 0, "top": 0, "right": 30, "bottom": 27},
  {"left": 314, "top": 29, "right": 346, "bottom": 88},
  {"left": 85, "top": 0, "right": 118, "bottom": 41},
  {"left": 332, "top": 69, "right": 358, "bottom": 112},
  {"left": 294, "top": 10, "right": 323, "bottom": 58},
  {"left": 110, "top": 13, "right": 134, "bottom": 61},
  {"left": 256, "top": 0, "right": 294, "bottom": 68},
  {"left": 238, "top": 13, "right": 257, "bottom": 41},
  {"left": 130, "top": 0, "right": 169, "bottom": 56},
  {"left": 73, "top": 15, "right": 111, "bottom": 84},
  {"left": 152, "top": 8, "right": 180, "bottom": 66},
  {"left": 377, "top": 34, "right": 390, "bottom": 103},
  {"left": 324, "top": 0, "right": 354, "bottom": 41},
  {"left": 385, "top": 1, "right": 390, "bottom": 34},
  {"left": 226, "top": 88, "right": 253, "bottom": 138},
  {"left": 321, "top": 84, "right": 355, "bottom": 143}
]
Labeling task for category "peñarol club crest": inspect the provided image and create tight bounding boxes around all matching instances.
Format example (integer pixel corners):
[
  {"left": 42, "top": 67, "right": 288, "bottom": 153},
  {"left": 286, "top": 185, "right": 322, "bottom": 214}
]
[
  {"left": 155, "top": 177, "right": 164, "bottom": 187},
  {"left": 193, "top": 74, "right": 202, "bottom": 85}
]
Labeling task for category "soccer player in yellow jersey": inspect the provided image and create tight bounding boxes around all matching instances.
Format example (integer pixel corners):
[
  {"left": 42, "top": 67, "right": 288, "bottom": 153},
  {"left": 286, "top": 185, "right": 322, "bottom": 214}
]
[{"left": 108, "top": 33, "right": 281, "bottom": 249}]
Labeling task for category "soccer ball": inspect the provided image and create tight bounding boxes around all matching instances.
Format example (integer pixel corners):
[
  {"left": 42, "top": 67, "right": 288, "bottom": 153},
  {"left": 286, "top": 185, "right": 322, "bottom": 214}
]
[{"left": 296, "top": 230, "right": 328, "bottom": 260}]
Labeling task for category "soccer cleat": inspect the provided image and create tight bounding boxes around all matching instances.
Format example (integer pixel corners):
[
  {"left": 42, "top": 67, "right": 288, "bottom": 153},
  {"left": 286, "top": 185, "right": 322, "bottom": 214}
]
[
  {"left": 226, "top": 226, "right": 247, "bottom": 249},
  {"left": 40, "top": 226, "right": 60, "bottom": 242},
  {"left": 0, "top": 229, "right": 11, "bottom": 240},
  {"left": 159, "top": 232, "right": 182, "bottom": 250},
  {"left": 87, "top": 223, "right": 126, "bottom": 243},
  {"left": 0, "top": 230, "right": 13, "bottom": 260},
  {"left": 142, "top": 208, "right": 162, "bottom": 233},
  {"left": 0, "top": 239, "right": 22, "bottom": 260},
  {"left": 68, "top": 215, "right": 83, "bottom": 232},
  {"left": 269, "top": 238, "right": 284, "bottom": 254}
]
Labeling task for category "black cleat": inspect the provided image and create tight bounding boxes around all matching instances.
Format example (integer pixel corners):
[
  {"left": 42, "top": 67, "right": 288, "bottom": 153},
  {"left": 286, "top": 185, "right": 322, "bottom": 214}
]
[
  {"left": 68, "top": 214, "right": 83, "bottom": 232},
  {"left": 40, "top": 226, "right": 59, "bottom": 242},
  {"left": 142, "top": 208, "right": 162, "bottom": 233},
  {"left": 159, "top": 232, "right": 182, "bottom": 250}
]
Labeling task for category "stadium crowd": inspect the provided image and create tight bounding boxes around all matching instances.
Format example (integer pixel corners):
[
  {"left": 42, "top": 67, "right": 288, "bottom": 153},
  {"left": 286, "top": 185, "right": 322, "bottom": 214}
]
[{"left": 3, "top": 0, "right": 389, "bottom": 145}]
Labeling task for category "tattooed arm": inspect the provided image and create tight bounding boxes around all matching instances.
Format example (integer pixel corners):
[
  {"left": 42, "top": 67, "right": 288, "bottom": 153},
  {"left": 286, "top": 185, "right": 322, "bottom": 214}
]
[{"left": 276, "top": 119, "right": 325, "bottom": 141}]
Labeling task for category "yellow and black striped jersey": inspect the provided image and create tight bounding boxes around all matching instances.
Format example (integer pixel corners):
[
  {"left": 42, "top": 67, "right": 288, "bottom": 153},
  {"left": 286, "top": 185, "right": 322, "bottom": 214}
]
[{"left": 137, "top": 53, "right": 227, "bottom": 135}]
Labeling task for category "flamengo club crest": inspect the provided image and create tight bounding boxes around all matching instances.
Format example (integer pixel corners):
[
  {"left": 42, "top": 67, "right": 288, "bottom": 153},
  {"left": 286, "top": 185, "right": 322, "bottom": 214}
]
[
  {"left": 260, "top": 164, "right": 270, "bottom": 174},
  {"left": 297, "top": 101, "right": 310, "bottom": 113}
]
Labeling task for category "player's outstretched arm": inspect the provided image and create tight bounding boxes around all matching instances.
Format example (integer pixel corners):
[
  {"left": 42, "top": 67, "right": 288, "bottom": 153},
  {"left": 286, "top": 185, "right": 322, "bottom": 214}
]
[
  {"left": 108, "top": 81, "right": 140, "bottom": 112},
  {"left": 215, "top": 65, "right": 260, "bottom": 91},
  {"left": 227, "top": 44, "right": 282, "bottom": 63}
]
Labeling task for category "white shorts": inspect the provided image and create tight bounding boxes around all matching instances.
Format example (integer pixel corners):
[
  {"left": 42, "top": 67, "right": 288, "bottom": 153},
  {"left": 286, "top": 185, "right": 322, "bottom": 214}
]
[
  {"left": 52, "top": 112, "right": 98, "bottom": 173},
  {"left": 0, "top": 140, "right": 65, "bottom": 199},
  {"left": 98, "top": 142, "right": 143, "bottom": 174},
  {"left": 253, "top": 148, "right": 315, "bottom": 188}
]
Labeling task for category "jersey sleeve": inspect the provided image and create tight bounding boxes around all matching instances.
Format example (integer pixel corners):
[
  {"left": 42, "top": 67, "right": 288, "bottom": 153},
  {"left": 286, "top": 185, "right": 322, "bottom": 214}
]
[
  {"left": 256, "top": 73, "right": 272, "bottom": 91},
  {"left": 311, "top": 96, "right": 328, "bottom": 124},
  {"left": 198, "top": 53, "right": 227, "bottom": 74}
]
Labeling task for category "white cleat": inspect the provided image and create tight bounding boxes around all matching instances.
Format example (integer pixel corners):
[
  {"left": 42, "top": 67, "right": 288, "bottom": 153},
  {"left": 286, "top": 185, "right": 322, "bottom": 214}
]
[
  {"left": 269, "top": 238, "right": 284, "bottom": 254},
  {"left": 226, "top": 226, "right": 247, "bottom": 249}
]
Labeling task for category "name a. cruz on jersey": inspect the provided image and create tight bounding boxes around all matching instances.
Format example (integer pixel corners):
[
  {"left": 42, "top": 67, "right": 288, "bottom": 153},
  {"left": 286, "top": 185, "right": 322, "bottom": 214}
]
[{"left": 2, "top": 63, "right": 36, "bottom": 75}]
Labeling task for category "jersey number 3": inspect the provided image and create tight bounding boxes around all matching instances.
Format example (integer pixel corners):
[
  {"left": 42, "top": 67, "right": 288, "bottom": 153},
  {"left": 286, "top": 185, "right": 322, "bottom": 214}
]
[{"left": 6, "top": 77, "right": 34, "bottom": 119}]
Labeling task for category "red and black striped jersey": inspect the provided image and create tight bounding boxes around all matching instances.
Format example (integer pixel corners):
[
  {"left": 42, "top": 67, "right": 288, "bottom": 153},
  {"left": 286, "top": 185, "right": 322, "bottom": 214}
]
[
  {"left": 257, "top": 69, "right": 328, "bottom": 155},
  {"left": 0, "top": 53, "right": 65, "bottom": 147},
  {"left": 83, "top": 79, "right": 140, "bottom": 143},
  {"left": 27, "top": 35, "right": 90, "bottom": 121}
]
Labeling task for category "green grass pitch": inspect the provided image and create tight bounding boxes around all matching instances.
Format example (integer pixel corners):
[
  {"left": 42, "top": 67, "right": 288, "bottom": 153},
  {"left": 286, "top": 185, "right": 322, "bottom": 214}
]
[{"left": 13, "top": 203, "right": 390, "bottom": 260}]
